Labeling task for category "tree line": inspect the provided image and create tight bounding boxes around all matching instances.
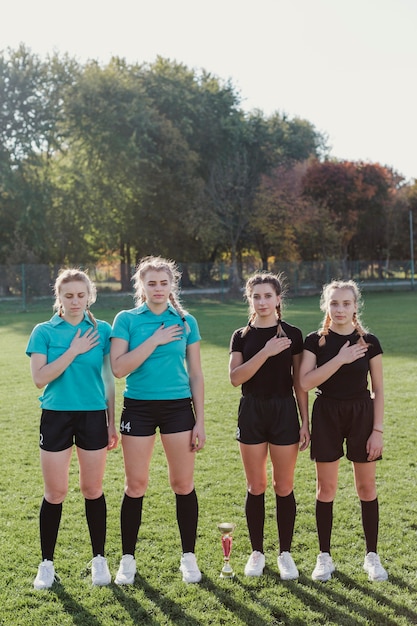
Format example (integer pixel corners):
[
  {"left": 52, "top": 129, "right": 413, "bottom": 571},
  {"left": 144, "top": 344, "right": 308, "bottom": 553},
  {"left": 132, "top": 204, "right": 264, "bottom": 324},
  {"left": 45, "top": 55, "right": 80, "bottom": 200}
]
[{"left": 1, "top": 45, "right": 416, "bottom": 290}]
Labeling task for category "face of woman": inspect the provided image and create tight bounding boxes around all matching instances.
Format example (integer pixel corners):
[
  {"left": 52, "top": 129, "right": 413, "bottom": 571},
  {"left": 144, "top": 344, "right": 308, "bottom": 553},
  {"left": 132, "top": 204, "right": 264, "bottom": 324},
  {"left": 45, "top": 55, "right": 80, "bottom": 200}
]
[
  {"left": 250, "top": 283, "right": 280, "bottom": 320},
  {"left": 328, "top": 287, "right": 357, "bottom": 329},
  {"left": 142, "top": 270, "right": 172, "bottom": 308},
  {"left": 59, "top": 280, "right": 89, "bottom": 322}
]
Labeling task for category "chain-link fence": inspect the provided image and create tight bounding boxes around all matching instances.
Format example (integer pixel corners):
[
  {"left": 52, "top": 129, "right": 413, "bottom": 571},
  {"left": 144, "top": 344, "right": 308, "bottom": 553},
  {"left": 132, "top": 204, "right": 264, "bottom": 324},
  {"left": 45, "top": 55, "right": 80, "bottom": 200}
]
[{"left": 0, "top": 260, "right": 415, "bottom": 309}]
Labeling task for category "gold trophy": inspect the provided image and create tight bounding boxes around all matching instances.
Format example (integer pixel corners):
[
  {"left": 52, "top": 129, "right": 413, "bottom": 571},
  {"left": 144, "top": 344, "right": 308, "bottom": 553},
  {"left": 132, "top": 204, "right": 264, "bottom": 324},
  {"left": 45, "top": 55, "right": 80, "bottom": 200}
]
[{"left": 217, "top": 522, "right": 236, "bottom": 578}]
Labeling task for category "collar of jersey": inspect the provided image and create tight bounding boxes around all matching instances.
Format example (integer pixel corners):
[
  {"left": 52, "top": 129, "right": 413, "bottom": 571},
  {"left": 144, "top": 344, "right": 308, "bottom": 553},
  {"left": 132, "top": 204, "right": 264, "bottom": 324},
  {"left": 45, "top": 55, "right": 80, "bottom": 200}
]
[
  {"left": 135, "top": 302, "right": 182, "bottom": 319},
  {"left": 50, "top": 311, "right": 94, "bottom": 327}
]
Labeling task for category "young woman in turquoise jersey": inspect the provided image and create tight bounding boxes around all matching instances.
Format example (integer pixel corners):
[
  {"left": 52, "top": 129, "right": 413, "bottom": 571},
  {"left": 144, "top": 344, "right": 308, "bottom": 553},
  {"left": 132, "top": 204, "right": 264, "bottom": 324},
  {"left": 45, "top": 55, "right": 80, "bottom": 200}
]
[
  {"left": 111, "top": 256, "right": 205, "bottom": 585},
  {"left": 27, "top": 269, "right": 118, "bottom": 590}
]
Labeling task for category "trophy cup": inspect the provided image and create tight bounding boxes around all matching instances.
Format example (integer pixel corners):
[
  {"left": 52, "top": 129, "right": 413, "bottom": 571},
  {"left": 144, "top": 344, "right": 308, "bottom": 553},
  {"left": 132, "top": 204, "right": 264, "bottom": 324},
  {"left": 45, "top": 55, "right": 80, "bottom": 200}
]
[{"left": 217, "top": 522, "right": 236, "bottom": 578}]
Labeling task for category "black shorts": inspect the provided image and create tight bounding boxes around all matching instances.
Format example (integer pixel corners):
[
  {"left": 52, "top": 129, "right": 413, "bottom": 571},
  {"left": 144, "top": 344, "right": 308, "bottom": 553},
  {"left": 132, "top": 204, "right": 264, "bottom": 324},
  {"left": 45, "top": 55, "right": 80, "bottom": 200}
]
[
  {"left": 310, "top": 394, "right": 381, "bottom": 463},
  {"left": 236, "top": 394, "right": 300, "bottom": 445},
  {"left": 120, "top": 397, "right": 195, "bottom": 436},
  {"left": 40, "top": 409, "right": 108, "bottom": 452}
]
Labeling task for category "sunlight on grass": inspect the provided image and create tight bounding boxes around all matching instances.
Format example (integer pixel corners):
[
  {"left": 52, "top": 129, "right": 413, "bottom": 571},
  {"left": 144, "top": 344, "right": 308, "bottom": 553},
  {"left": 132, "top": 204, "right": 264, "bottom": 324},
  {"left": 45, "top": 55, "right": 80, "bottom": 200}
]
[{"left": 1, "top": 291, "right": 416, "bottom": 625}]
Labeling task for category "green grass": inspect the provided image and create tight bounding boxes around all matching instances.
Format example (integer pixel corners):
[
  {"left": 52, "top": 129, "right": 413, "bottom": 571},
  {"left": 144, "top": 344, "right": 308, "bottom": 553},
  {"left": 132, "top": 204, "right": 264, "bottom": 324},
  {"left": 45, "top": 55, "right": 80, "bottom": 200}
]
[{"left": 1, "top": 291, "right": 417, "bottom": 625}]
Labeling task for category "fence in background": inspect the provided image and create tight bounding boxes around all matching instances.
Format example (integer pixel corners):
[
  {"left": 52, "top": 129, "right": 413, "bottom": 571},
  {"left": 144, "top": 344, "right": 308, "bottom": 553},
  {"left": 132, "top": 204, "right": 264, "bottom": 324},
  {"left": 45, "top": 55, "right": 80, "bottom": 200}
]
[{"left": 0, "top": 260, "right": 415, "bottom": 310}]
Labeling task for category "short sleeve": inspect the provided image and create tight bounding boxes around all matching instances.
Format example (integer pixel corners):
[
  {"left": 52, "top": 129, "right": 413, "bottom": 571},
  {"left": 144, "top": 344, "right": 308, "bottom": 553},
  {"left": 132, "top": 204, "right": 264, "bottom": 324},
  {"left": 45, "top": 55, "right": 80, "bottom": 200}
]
[
  {"left": 185, "top": 314, "right": 201, "bottom": 345},
  {"left": 365, "top": 333, "right": 383, "bottom": 359},
  {"left": 26, "top": 324, "right": 48, "bottom": 357},
  {"left": 303, "top": 332, "right": 320, "bottom": 355},
  {"left": 229, "top": 328, "right": 244, "bottom": 354},
  {"left": 111, "top": 310, "right": 131, "bottom": 341}
]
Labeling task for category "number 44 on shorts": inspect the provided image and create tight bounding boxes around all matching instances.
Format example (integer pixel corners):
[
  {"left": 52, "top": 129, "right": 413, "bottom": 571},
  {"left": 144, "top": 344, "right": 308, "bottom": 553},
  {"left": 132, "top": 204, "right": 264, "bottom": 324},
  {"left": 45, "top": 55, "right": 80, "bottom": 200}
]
[{"left": 120, "top": 421, "right": 131, "bottom": 433}]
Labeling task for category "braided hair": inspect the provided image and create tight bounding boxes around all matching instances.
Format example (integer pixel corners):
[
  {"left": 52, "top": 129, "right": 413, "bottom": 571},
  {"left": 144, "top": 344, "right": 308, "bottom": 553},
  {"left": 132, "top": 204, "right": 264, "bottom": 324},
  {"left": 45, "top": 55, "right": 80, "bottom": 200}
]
[
  {"left": 53, "top": 268, "right": 97, "bottom": 327},
  {"left": 132, "top": 256, "right": 190, "bottom": 332},
  {"left": 318, "top": 280, "right": 368, "bottom": 347},
  {"left": 242, "top": 272, "right": 287, "bottom": 337}
]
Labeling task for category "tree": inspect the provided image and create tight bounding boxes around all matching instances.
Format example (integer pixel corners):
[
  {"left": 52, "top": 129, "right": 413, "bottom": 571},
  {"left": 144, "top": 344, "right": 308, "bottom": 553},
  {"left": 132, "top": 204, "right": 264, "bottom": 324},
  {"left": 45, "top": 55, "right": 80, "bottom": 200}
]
[{"left": 0, "top": 46, "right": 81, "bottom": 263}]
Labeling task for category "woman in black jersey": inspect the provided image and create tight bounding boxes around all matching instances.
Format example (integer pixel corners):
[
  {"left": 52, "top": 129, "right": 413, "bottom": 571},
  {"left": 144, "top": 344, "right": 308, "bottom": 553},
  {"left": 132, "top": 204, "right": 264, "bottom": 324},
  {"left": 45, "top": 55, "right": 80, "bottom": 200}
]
[
  {"left": 300, "top": 280, "right": 388, "bottom": 583},
  {"left": 229, "top": 272, "right": 309, "bottom": 580}
]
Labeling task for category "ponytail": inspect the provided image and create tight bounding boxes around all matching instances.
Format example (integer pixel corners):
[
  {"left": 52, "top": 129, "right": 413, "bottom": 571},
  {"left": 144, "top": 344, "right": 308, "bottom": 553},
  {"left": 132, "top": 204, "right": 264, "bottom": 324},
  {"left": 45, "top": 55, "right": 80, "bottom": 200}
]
[{"left": 169, "top": 293, "right": 190, "bottom": 333}]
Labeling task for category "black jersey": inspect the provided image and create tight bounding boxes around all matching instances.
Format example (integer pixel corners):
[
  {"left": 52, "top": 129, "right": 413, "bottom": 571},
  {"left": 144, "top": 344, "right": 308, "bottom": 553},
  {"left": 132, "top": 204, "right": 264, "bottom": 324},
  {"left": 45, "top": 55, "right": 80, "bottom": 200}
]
[
  {"left": 303, "top": 329, "right": 383, "bottom": 400},
  {"left": 229, "top": 321, "right": 303, "bottom": 397}
]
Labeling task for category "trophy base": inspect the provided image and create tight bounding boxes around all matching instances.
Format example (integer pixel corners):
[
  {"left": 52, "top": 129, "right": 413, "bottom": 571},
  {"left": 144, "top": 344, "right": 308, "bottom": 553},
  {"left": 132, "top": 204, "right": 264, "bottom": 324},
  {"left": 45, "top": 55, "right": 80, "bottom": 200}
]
[{"left": 220, "top": 565, "right": 235, "bottom": 579}]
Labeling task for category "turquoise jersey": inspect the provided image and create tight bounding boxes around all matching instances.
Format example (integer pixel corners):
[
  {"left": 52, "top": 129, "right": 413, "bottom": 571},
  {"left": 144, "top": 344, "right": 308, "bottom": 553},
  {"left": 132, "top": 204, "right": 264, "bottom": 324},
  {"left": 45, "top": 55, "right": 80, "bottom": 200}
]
[
  {"left": 111, "top": 303, "right": 201, "bottom": 400},
  {"left": 26, "top": 312, "right": 111, "bottom": 411}
]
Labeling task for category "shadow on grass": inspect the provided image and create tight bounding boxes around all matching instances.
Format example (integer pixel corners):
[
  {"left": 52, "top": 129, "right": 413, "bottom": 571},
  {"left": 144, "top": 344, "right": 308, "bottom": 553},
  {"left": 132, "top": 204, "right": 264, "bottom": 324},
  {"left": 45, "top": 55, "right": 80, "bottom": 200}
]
[
  {"left": 111, "top": 575, "right": 202, "bottom": 626},
  {"left": 111, "top": 573, "right": 274, "bottom": 625},
  {"left": 200, "top": 574, "right": 275, "bottom": 625},
  {"left": 334, "top": 571, "right": 417, "bottom": 625},
  {"left": 52, "top": 584, "right": 104, "bottom": 626},
  {"left": 254, "top": 568, "right": 417, "bottom": 626}
]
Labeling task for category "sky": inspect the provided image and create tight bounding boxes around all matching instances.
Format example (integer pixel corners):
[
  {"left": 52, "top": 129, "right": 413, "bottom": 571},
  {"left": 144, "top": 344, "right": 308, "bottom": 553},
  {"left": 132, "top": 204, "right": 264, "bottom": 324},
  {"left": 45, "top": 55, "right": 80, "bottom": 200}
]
[{"left": 2, "top": 0, "right": 416, "bottom": 182}]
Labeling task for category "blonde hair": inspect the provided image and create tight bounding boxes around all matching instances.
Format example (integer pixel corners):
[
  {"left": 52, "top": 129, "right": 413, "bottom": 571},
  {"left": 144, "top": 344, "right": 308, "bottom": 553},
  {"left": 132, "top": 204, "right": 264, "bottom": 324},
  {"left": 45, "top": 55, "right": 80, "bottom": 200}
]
[
  {"left": 318, "top": 280, "right": 368, "bottom": 347},
  {"left": 132, "top": 256, "right": 189, "bottom": 330},
  {"left": 53, "top": 268, "right": 97, "bottom": 327},
  {"left": 242, "top": 272, "right": 287, "bottom": 337}
]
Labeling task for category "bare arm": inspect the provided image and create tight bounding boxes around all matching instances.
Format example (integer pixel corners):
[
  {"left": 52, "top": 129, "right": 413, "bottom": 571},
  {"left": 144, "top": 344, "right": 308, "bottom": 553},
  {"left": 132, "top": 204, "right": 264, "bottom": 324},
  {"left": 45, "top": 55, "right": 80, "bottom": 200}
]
[
  {"left": 299, "top": 341, "right": 368, "bottom": 392},
  {"left": 186, "top": 341, "right": 206, "bottom": 451},
  {"left": 110, "top": 323, "right": 183, "bottom": 378},
  {"left": 229, "top": 335, "right": 292, "bottom": 387},
  {"left": 292, "top": 353, "right": 310, "bottom": 451},
  {"left": 102, "top": 354, "right": 118, "bottom": 450},
  {"left": 366, "top": 354, "right": 384, "bottom": 461},
  {"left": 30, "top": 327, "right": 100, "bottom": 389}
]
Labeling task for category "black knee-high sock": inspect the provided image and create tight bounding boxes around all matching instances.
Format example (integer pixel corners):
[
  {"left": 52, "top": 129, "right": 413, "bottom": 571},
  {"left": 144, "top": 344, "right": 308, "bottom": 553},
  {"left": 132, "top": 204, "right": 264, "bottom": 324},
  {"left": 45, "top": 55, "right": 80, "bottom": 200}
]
[
  {"left": 316, "top": 499, "right": 333, "bottom": 554},
  {"left": 40, "top": 498, "right": 62, "bottom": 561},
  {"left": 120, "top": 493, "right": 144, "bottom": 556},
  {"left": 176, "top": 489, "right": 198, "bottom": 554},
  {"left": 245, "top": 492, "right": 265, "bottom": 553},
  {"left": 85, "top": 494, "right": 106, "bottom": 557},
  {"left": 361, "top": 498, "right": 379, "bottom": 554},
  {"left": 276, "top": 492, "right": 296, "bottom": 553}
]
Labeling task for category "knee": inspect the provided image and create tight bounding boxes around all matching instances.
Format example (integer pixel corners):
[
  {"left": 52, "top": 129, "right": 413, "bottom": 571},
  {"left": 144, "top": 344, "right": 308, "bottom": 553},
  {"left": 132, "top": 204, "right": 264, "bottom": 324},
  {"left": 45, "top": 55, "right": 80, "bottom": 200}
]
[
  {"left": 170, "top": 478, "right": 194, "bottom": 495},
  {"left": 356, "top": 484, "right": 377, "bottom": 501},
  {"left": 316, "top": 482, "right": 337, "bottom": 501},
  {"left": 81, "top": 485, "right": 104, "bottom": 500},
  {"left": 44, "top": 488, "right": 68, "bottom": 504},
  {"left": 125, "top": 478, "right": 148, "bottom": 498},
  {"left": 247, "top": 481, "right": 267, "bottom": 496},
  {"left": 273, "top": 478, "right": 294, "bottom": 497}
]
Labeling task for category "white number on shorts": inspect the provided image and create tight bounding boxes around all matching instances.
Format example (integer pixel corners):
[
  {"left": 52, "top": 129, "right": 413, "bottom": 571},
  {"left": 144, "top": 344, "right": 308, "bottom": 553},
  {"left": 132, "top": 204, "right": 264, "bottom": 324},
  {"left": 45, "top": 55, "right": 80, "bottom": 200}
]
[
  {"left": 120, "top": 421, "right": 131, "bottom": 433},
  {"left": 40, "top": 433, "right": 44, "bottom": 446}
]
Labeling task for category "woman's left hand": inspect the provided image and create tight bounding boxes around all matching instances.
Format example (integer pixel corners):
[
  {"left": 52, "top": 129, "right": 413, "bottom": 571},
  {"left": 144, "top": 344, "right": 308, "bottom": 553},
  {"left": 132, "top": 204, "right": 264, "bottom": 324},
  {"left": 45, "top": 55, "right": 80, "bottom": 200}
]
[
  {"left": 366, "top": 430, "right": 383, "bottom": 461},
  {"left": 191, "top": 423, "right": 206, "bottom": 452},
  {"left": 107, "top": 423, "right": 119, "bottom": 450},
  {"left": 299, "top": 423, "right": 311, "bottom": 451}
]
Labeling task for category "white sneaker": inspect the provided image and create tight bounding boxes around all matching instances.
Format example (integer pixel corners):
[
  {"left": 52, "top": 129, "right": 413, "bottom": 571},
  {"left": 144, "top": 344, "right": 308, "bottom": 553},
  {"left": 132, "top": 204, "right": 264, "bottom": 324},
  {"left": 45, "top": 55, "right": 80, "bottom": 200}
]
[
  {"left": 34, "top": 560, "right": 56, "bottom": 590},
  {"left": 91, "top": 555, "right": 111, "bottom": 586},
  {"left": 363, "top": 552, "right": 388, "bottom": 582},
  {"left": 115, "top": 554, "right": 136, "bottom": 585},
  {"left": 311, "top": 552, "right": 335, "bottom": 582},
  {"left": 244, "top": 551, "right": 265, "bottom": 577},
  {"left": 277, "top": 551, "right": 299, "bottom": 580},
  {"left": 179, "top": 552, "right": 202, "bottom": 583}
]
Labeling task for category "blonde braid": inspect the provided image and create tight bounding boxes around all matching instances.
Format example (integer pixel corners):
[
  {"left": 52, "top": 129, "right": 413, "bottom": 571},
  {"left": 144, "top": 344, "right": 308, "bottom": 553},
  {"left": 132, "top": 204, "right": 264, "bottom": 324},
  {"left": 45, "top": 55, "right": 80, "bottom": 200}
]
[
  {"left": 318, "top": 312, "right": 331, "bottom": 347},
  {"left": 86, "top": 305, "right": 98, "bottom": 328},
  {"left": 169, "top": 293, "right": 190, "bottom": 333},
  {"left": 353, "top": 312, "right": 369, "bottom": 347}
]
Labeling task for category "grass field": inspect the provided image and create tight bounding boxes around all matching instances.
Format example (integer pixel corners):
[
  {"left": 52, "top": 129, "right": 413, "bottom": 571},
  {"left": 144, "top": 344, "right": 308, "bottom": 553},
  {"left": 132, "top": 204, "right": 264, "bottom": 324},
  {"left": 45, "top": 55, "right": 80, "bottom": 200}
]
[{"left": 1, "top": 290, "right": 416, "bottom": 626}]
